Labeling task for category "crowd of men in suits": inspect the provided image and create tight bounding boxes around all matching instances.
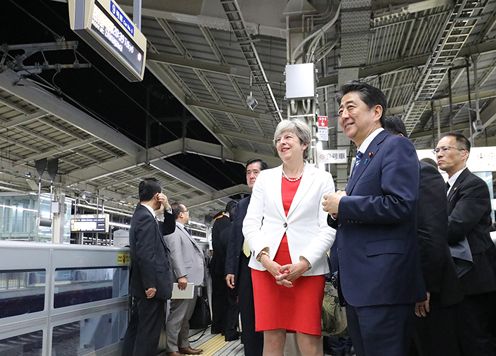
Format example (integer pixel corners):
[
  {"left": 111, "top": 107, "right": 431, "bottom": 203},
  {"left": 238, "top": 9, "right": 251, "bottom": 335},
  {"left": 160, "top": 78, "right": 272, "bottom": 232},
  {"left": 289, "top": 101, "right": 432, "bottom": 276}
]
[{"left": 121, "top": 81, "right": 496, "bottom": 356}]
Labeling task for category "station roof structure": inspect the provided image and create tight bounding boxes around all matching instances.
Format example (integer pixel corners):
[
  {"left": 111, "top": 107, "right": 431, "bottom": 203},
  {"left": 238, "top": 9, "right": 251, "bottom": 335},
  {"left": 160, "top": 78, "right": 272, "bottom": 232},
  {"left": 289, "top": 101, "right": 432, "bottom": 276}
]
[{"left": 1, "top": 0, "right": 496, "bottom": 223}]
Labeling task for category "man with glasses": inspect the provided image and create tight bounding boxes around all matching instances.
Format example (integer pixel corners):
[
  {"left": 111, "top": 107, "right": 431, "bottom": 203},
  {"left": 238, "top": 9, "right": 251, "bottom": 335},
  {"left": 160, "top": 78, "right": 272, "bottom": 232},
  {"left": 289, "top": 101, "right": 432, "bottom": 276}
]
[
  {"left": 164, "top": 203, "right": 205, "bottom": 356},
  {"left": 436, "top": 132, "right": 496, "bottom": 356}
]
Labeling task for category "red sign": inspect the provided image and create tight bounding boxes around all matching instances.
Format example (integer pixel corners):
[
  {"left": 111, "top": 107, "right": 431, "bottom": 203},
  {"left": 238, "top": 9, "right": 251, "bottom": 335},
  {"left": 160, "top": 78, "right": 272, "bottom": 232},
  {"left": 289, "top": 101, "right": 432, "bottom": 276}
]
[{"left": 317, "top": 116, "right": 328, "bottom": 127}]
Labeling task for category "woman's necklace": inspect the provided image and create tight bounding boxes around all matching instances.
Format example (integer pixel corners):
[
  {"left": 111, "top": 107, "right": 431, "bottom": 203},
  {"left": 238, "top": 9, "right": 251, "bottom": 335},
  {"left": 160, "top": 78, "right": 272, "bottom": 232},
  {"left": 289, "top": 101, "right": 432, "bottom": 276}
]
[{"left": 282, "top": 165, "right": 304, "bottom": 182}]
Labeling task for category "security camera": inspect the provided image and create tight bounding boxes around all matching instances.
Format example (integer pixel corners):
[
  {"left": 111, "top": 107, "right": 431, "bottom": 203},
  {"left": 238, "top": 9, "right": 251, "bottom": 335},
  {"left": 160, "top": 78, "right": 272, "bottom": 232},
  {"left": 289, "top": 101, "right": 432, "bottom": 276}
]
[
  {"left": 473, "top": 119, "right": 484, "bottom": 133},
  {"left": 246, "top": 94, "right": 258, "bottom": 111}
]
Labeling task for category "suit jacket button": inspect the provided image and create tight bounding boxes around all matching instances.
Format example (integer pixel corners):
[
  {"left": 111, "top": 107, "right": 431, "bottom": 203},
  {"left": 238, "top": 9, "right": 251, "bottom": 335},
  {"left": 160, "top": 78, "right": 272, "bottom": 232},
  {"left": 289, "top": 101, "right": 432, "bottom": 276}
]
[{"left": 283, "top": 222, "right": 288, "bottom": 228}]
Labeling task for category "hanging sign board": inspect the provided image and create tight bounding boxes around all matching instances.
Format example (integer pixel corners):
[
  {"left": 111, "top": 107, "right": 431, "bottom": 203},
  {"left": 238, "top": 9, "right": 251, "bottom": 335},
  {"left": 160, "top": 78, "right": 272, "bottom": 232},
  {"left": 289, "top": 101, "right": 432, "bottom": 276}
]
[{"left": 317, "top": 115, "right": 328, "bottom": 141}]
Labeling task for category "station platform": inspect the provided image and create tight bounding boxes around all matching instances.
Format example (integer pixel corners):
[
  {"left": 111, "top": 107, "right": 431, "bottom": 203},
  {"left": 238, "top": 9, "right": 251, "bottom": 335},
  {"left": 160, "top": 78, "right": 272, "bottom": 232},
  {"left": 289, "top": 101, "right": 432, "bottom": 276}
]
[{"left": 157, "top": 328, "right": 244, "bottom": 356}]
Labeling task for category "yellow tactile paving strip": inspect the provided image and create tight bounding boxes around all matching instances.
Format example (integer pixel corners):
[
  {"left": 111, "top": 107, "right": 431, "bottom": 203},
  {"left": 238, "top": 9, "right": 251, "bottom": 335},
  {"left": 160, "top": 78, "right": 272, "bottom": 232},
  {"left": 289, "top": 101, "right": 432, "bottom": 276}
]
[{"left": 194, "top": 334, "right": 227, "bottom": 356}]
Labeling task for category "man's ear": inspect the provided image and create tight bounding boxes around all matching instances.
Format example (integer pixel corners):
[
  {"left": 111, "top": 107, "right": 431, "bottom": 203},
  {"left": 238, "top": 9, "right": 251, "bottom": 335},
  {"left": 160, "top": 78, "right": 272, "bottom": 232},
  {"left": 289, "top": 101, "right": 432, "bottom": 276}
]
[{"left": 373, "top": 104, "right": 383, "bottom": 121}]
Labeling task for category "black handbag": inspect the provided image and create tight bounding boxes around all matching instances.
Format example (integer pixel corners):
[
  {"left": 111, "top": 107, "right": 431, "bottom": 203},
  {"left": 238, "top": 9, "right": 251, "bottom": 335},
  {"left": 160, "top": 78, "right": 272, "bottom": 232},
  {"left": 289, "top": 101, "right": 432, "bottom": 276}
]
[{"left": 189, "top": 287, "right": 211, "bottom": 330}]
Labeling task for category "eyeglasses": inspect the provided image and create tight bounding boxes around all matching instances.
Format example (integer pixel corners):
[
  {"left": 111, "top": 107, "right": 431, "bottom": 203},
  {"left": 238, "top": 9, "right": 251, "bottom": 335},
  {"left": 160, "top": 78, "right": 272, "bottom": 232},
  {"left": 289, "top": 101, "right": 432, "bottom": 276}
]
[{"left": 432, "top": 146, "right": 466, "bottom": 154}]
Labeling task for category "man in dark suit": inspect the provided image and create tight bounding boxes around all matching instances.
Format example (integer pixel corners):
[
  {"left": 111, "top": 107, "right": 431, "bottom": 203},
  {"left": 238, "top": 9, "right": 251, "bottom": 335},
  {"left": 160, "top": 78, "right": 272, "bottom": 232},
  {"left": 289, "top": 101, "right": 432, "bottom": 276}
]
[
  {"left": 322, "top": 81, "right": 423, "bottom": 356},
  {"left": 436, "top": 132, "right": 496, "bottom": 356},
  {"left": 225, "top": 158, "right": 268, "bottom": 355},
  {"left": 122, "top": 178, "right": 176, "bottom": 356},
  {"left": 209, "top": 200, "right": 238, "bottom": 334},
  {"left": 385, "top": 117, "right": 463, "bottom": 356}
]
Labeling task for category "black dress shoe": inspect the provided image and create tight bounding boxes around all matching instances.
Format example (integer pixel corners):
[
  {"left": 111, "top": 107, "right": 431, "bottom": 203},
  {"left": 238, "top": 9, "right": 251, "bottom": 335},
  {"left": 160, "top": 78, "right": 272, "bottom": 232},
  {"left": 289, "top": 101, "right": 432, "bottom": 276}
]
[{"left": 224, "top": 331, "right": 240, "bottom": 341}]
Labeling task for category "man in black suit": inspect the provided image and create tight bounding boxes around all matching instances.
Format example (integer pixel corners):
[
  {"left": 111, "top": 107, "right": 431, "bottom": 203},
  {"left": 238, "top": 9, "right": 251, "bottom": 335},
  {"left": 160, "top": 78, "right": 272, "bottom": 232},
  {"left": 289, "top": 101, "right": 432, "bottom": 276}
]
[
  {"left": 225, "top": 159, "right": 268, "bottom": 355},
  {"left": 436, "top": 132, "right": 496, "bottom": 356},
  {"left": 122, "top": 178, "right": 176, "bottom": 356},
  {"left": 385, "top": 117, "right": 463, "bottom": 356},
  {"left": 209, "top": 200, "right": 238, "bottom": 334}
]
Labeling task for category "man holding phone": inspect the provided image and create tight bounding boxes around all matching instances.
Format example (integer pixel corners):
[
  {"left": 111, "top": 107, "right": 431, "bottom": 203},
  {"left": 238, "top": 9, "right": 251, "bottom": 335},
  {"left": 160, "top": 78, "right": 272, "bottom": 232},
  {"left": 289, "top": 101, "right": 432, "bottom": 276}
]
[{"left": 122, "top": 178, "right": 176, "bottom": 356}]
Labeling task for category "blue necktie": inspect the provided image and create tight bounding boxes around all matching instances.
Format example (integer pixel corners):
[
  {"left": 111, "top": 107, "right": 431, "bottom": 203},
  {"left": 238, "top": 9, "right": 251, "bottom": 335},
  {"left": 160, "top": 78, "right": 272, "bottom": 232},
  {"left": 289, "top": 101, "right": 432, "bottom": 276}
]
[
  {"left": 355, "top": 151, "right": 364, "bottom": 167},
  {"left": 351, "top": 151, "right": 363, "bottom": 177}
]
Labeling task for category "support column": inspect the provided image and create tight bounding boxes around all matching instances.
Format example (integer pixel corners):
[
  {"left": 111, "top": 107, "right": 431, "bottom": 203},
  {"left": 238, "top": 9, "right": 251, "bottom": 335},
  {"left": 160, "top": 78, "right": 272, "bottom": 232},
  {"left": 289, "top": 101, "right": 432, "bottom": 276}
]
[{"left": 51, "top": 189, "right": 66, "bottom": 244}]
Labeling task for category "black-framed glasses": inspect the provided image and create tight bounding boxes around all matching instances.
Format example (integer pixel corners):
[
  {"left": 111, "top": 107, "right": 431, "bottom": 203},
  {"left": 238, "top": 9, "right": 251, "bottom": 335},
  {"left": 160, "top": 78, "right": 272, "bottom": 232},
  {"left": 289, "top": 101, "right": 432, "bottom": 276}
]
[{"left": 433, "top": 146, "right": 466, "bottom": 154}]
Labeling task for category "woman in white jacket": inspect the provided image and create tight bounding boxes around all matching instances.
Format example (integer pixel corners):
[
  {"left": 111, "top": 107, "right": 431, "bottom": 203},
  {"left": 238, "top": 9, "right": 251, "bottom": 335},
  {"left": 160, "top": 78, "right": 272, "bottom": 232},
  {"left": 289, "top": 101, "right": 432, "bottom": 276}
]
[{"left": 243, "top": 119, "right": 336, "bottom": 356}]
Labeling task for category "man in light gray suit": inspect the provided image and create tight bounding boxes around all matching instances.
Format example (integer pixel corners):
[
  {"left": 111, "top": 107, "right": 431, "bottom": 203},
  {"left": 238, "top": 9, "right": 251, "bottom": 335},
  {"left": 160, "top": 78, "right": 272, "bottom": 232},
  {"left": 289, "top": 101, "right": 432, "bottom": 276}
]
[{"left": 164, "top": 203, "right": 205, "bottom": 356}]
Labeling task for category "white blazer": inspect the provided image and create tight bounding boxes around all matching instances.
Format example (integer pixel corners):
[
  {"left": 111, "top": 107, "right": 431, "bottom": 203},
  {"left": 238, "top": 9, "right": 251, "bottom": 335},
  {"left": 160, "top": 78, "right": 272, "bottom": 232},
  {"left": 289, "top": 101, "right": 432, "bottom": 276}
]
[{"left": 242, "top": 164, "right": 336, "bottom": 276}]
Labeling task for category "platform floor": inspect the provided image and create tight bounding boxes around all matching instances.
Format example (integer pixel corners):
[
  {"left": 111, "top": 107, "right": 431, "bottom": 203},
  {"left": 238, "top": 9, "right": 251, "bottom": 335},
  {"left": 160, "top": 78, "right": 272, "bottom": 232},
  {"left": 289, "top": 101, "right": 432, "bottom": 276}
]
[
  {"left": 157, "top": 327, "right": 243, "bottom": 356},
  {"left": 157, "top": 327, "right": 339, "bottom": 356}
]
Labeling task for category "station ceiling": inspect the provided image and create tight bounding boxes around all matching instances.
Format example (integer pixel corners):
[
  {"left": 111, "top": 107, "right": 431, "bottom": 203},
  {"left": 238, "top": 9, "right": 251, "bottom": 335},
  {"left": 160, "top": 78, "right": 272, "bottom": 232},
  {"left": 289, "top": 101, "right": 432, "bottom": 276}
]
[{"left": 1, "top": 0, "right": 496, "bottom": 224}]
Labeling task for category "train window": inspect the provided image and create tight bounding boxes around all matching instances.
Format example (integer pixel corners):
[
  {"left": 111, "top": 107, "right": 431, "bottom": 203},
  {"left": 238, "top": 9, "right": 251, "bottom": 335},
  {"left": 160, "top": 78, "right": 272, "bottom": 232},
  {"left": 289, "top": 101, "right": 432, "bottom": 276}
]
[
  {"left": 0, "top": 270, "right": 46, "bottom": 318},
  {"left": 0, "top": 330, "right": 43, "bottom": 355},
  {"left": 53, "top": 267, "right": 128, "bottom": 308},
  {"left": 52, "top": 311, "right": 127, "bottom": 355}
]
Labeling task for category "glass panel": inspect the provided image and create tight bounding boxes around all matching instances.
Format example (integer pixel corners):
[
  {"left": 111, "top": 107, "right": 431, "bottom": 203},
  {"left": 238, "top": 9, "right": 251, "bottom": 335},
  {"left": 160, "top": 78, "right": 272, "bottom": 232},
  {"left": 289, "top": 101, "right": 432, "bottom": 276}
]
[
  {"left": 0, "top": 270, "right": 45, "bottom": 318},
  {"left": 0, "top": 193, "right": 72, "bottom": 242},
  {"left": 0, "top": 330, "right": 43, "bottom": 355},
  {"left": 52, "top": 311, "right": 128, "bottom": 355},
  {"left": 54, "top": 267, "right": 128, "bottom": 308}
]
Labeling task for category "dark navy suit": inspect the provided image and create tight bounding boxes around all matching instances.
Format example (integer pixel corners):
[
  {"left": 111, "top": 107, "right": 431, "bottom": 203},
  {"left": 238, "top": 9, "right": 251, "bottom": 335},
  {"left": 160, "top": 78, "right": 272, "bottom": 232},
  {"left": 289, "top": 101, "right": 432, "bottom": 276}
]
[
  {"left": 225, "top": 196, "right": 263, "bottom": 355},
  {"left": 329, "top": 130, "right": 423, "bottom": 356}
]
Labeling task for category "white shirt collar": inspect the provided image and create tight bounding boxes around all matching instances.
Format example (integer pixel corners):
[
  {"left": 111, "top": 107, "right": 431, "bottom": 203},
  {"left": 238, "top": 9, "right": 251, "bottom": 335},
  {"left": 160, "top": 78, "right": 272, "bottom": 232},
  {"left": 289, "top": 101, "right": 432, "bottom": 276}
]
[
  {"left": 357, "top": 128, "right": 384, "bottom": 154},
  {"left": 141, "top": 203, "right": 156, "bottom": 218},
  {"left": 176, "top": 221, "right": 184, "bottom": 229},
  {"left": 447, "top": 166, "right": 467, "bottom": 195}
]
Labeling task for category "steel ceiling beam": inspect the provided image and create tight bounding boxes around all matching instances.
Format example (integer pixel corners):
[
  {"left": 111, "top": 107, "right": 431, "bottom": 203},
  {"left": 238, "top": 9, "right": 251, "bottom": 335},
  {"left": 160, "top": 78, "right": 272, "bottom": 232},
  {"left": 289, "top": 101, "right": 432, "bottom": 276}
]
[
  {"left": 186, "top": 184, "right": 250, "bottom": 208},
  {"left": 0, "top": 69, "right": 240, "bottom": 205},
  {"left": 0, "top": 110, "right": 49, "bottom": 132},
  {"left": 215, "top": 129, "right": 273, "bottom": 145},
  {"left": 64, "top": 138, "right": 279, "bottom": 186},
  {"left": 0, "top": 70, "right": 142, "bottom": 156},
  {"left": 403, "top": 0, "right": 483, "bottom": 135},
  {"left": 146, "top": 56, "right": 235, "bottom": 150},
  {"left": 318, "top": 38, "right": 496, "bottom": 88},
  {"left": 147, "top": 52, "right": 251, "bottom": 78},
  {"left": 186, "top": 99, "right": 263, "bottom": 119},
  {"left": 220, "top": 0, "right": 283, "bottom": 123},
  {"left": 15, "top": 138, "right": 99, "bottom": 165}
]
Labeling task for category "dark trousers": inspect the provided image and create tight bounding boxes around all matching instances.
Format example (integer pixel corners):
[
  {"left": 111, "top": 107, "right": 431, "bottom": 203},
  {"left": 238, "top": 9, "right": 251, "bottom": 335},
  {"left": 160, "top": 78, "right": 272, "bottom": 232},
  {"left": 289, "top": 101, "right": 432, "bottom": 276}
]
[
  {"left": 346, "top": 303, "right": 414, "bottom": 356},
  {"left": 238, "top": 255, "right": 263, "bottom": 356},
  {"left": 211, "top": 270, "right": 228, "bottom": 334},
  {"left": 409, "top": 297, "right": 461, "bottom": 356},
  {"left": 225, "top": 287, "right": 240, "bottom": 339},
  {"left": 122, "top": 297, "right": 164, "bottom": 356},
  {"left": 457, "top": 292, "right": 496, "bottom": 356}
]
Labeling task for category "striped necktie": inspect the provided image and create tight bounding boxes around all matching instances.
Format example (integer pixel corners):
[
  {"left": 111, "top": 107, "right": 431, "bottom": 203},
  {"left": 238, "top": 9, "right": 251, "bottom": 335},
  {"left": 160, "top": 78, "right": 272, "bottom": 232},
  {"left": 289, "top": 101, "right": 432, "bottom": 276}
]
[{"left": 351, "top": 151, "right": 364, "bottom": 177}]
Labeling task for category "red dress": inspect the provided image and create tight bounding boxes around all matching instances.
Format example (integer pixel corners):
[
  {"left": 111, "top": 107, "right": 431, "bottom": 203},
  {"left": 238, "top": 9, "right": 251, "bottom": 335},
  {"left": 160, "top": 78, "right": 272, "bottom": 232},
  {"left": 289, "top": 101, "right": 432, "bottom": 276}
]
[{"left": 251, "top": 177, "right": 325, "bottom": 335}]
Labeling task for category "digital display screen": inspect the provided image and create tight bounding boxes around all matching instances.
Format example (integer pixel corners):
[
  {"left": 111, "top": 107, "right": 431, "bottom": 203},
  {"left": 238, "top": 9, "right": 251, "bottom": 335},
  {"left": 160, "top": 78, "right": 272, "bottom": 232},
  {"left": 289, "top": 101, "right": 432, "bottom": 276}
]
[
  {"left": 71, "top": 216, "right": 108, "bottom": 233},
  {"left": 90, "top": 1, "right": 144, "bottom": 75}
]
